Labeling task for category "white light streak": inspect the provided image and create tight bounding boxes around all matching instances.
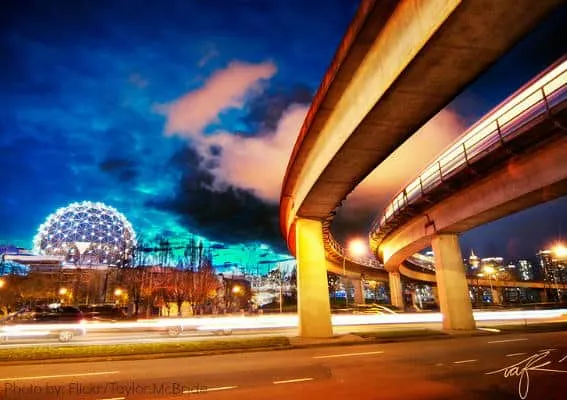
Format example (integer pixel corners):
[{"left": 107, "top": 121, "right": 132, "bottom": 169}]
[{"left": 273, "top": 378, "right": 314, "bottom": 384}]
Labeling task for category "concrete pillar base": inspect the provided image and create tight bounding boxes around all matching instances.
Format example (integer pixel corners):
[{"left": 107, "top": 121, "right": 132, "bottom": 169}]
[
  {"left": 431, "top": 286, "right": 439, "bottom": 306},
  {"left": 295, "top": 218, "right": 333, "bottom": 338},
  {"left": 389, "top": 271, "right": 404, "bottom": 309},
  {"left": 353, "top": 278, "right": 364, "bottom": 304},
  {"left": 432, "top": 234, "right": 475, "bottom": 331},
  {"left": 491, "top": 288, "right": 502, "bottom": 305}
]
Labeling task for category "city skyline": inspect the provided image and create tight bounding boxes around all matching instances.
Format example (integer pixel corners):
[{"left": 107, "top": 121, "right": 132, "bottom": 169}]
[{"left": 1, "top": 0, "right": 566, "bottom": 262}]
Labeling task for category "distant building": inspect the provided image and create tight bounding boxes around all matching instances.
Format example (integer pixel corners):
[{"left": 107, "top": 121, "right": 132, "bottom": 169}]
[
  {"left": 4, "top": 254, "right": 64, "bottom": 273},
  {"left": 537, "top": 249, "right": 567, "bottom": 301},
  {"left": 33, "top": 201, "right": 136, "bottom": 267},
  {"left": 516, "top": 259, "right": 535, "bottom": 281},
  {"left": 469, "top": 249, "right": 480, "bottom": 271},
  {"left": 538, "top": 250, "right": 567, "bottom": 284}
]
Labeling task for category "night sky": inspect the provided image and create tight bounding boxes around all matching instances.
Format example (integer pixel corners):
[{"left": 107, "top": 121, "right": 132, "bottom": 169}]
[{"left": 1, "top": 1, "right": 566, "bottom": 268}]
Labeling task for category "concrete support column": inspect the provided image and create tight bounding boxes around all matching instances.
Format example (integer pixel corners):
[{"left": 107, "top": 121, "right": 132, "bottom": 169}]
[
  {"left": 352, "top": 278, "right": 364, "bottom": 304},
  {"left": 295, "top": 218, "right": 333, "bottom": 338},
  {"left": 491, "top": 288, "right": 502, "bottom": 305},
  {"left": 389, "top": 271, "right": 404, "bottom": 309},
  {"left": 431, "top": 286, "right": 439, "bottom": 306},
  {"left": 432, "top": 234, "right": 475, "bottom": 330},
  {"left": 541, "top": 289, "right": 548, "bottom": 303}
]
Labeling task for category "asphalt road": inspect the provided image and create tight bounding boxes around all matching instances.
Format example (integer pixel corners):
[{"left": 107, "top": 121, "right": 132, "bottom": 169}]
[{"left": 0, "top": 330, "right": 566, "bottom": 400}]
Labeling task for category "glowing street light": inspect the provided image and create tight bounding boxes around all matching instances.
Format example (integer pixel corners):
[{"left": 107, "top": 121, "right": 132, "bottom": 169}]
[
  {"left": 482, "top": 266, "right": 496, "bottom": 296},
  {"left": 552, "top": 243, "right": 567, "bottom": 260},
  {"left": 0, "top": 279, "right": 5, "bottom": 289},
  {"left": 232, "top": 286, "right": 241, "bottom": 294},
  {"left": 58, "top": 287, "right": 68, "bottom": 296},
  {"left": 343, "top": 238, "right": 368, "bottom": 307},
  {"left": 114, "top": 288, "right": 123, "bottom": 297},
  {"left": 348, "top": 239, "right": 368, "bottom": 258},
  {"left": 483, "top": 266, "right": 496, "bottom": 275}
]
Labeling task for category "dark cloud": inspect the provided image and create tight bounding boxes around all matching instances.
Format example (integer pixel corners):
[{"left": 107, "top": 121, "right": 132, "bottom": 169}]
[
  {"left": 242, "top": 84, "right": 313, "bottom": 133},
  {"left": 148, "top": 147, "right": 285, "bottom": 252},
  {"left": 99, "top": 157, "right": 138, "bottom": 182},
  {"left": 209, "top": 144, "right": 222, "bottom": 157}
]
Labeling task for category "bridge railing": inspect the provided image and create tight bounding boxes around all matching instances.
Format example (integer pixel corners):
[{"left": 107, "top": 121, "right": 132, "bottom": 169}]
[
  {"left": 324, "top": 231, "right": 384, "bottom": 269},
  {"left": 325, "top": 228, "right": 435, "bottom": 272},
  {"left": 372, "top": 58, "right": 567, "bottom": 236}
]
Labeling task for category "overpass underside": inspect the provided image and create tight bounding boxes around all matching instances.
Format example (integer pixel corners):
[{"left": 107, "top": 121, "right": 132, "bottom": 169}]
[
  {"left": 373, "top": 77, "right": 567, "bottom": 330},
  {"left": 282, "top": 0, "right": 562, "bottom": 337}
]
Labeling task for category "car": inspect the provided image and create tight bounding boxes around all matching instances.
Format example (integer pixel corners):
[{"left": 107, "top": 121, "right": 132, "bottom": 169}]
[
  {"left": 79, "top": 304, "right": 127, "bottom": 321},
  {"left": 164, "top": 323, "right": 233, "bottom": 337},
  {"left": 0, "top": 306, "right": 87, "bottom": 344}
]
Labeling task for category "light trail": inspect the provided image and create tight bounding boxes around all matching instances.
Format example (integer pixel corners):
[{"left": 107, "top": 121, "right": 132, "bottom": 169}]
[{"left": 1, "top": 309, "right": 564, "bottom": 342}]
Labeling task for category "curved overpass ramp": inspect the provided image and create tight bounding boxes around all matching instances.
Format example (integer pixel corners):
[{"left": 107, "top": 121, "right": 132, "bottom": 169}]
[
  {"left": 370, "top": 58, "right": 567, "bottom": 330},
  {"left": 279, "top": 0, "right": 562, "bottom": 337}
]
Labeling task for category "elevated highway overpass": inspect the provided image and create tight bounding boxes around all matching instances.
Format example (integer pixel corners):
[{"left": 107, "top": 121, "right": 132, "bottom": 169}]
[
  {"left": 370, "top": 57, "right": 566, "bottom": 329},
  {"left": 279, "top": 0, "right": 563, "bottom": 337}
]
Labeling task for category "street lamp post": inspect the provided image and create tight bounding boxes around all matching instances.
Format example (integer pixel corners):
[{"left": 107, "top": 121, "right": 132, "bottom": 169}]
[
  {"left": 0, "top": 278, "right": 5, "bottom": 312},
  {"left": 59, "top": 287, "right": 69, "bottom": 304},
  {"left": 343, "top": 239, "right": 368, "bottom": 308},
  {"left": 342, "top": 254, "right": 347, "bottom": 307},
  {"left": 482, "top": 266, "right": 497, "bottom": 304},
  {"left": 551, "top": 244, "right": 567, "bottom": 302},
  {"left": 278, "top": 263, "right": 283, "bottom": 314},
  {"left": 232, "top": 285, "right": 242, "bottom": 312},
  {"left": 114, "top": 288, "right": 125, "bottom": 306}
]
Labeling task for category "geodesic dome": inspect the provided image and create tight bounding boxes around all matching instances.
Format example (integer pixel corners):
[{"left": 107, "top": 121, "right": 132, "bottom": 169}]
[{"left": 33, "top": 201, "right": 136, "bottom": 266}]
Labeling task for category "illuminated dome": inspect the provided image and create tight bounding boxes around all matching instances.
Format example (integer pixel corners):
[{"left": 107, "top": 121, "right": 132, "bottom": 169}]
[{"left": 33, "top": 201, "right": 136, "bottom": 266}]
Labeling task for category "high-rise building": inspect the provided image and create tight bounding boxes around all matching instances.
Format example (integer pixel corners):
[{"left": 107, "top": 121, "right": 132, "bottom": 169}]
[
  {"left": 515, "top": 259, "right": 535, "bottom": 281},
  {"left": 538, "top": 250, "right": 567, "bottom": 283},
  {"left": 468, "top": 249, "right": 480, "bottom": 273},
  {"left": 537, "top": 248, "right": 567, "bottom": 301}
]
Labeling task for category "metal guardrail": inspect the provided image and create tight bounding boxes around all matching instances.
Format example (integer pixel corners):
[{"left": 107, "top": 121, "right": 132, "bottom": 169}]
[
  {"left": 371, "top": 58, "right": 567, "bottom": 238},
  {"left": 323, "top": 226, "right": 432, "bottom": 271},
  {"left": 324, "top": 230, "right": 383, "bottom": 269}
]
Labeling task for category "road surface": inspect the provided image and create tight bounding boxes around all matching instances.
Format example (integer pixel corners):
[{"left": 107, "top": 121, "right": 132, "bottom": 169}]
[{"left": 0, "top": 330, "right": 566, "bottom": 400}]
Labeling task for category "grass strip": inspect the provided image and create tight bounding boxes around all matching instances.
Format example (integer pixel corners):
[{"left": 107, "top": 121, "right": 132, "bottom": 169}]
[
  {"left": 0, "top": 336, "right": 290, "bottom": 362},
  {"left": 354, "top": 329, "right": 448, "bottom": 340}
]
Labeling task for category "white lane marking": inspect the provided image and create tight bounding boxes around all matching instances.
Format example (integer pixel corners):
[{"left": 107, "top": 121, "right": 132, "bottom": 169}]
[
  {"left": 313, "top": 350, "right": 384, "bottom": 359},
  {"left": 478, "top": 327, "right": 501, "bottom": 333},
  {"left": 559, "top": 355, "right": 567, "bottom": 363},
  {"left": 453, "top": 359, "right": 477, "bottom": 364},
  {"left": 506, "top": 353, "right": 526, "bottom": 357},
  {"left": 487, "top": 338, "right": 528, "bottom": 344},
  {"left": 184, "top": 386, "right": 238, "bottom": 393},
  {"left": 0, "top": 371, "right": 120, "bottom": 382},
  {"left": 539, "top": 348, "right": 557, "bottom": 352},
  {"left": 98, "top": 397, "right": 125, "bottom": 400},
  {"left": 273, "top": 378, "right": 314, "bottom": 385}
]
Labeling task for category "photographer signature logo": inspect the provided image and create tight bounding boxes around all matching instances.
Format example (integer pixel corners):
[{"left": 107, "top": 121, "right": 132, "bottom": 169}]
[{"left": 485, "top": 350, "right": 567, "bottom": 399}]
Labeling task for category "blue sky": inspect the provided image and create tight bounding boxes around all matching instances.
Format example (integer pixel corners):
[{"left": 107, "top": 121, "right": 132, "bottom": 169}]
[{"left": 1, "top": 0, "right": 566, "bottom": 266}]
